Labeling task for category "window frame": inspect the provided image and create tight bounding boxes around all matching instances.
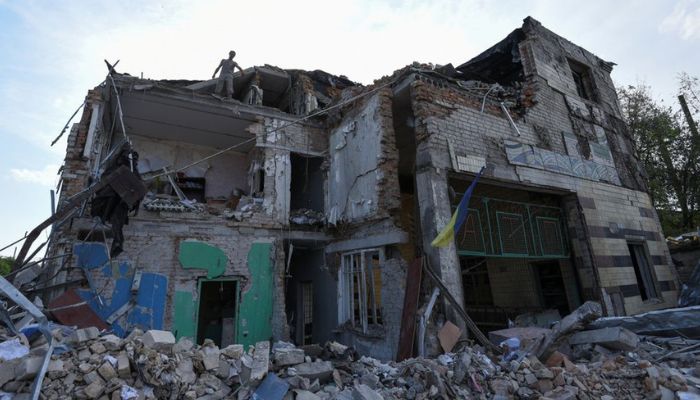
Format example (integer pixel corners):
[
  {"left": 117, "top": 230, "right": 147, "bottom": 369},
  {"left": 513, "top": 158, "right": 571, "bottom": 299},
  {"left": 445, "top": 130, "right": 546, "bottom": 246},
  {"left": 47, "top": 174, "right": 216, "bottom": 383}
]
[
  {"left": 338, "top": 248, "right": 384, "bottom": 333},
  {"left": 627, "top": 241, "right": 660, "bottom": 301},
  {"left": 567, "top": 58, "right": 597, "bottom": 102}
]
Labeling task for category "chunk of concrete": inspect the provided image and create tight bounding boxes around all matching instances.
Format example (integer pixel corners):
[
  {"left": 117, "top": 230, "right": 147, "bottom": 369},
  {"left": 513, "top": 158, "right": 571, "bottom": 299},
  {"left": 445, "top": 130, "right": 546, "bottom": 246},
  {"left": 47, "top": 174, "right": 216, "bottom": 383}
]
[
  {"left": 221, "top": 344, "right": 244, "bottom": 359},
  {"left": 295, "top": 389, "right": 322, "bottom": 400},
  {"left": 141, "top": 330, "right": 176, "bottom": 352},
  {"left": 100, "top": 334, "right": 122, "bottom": 351},
  {"left": 70, "top": 327, "right": 100, "bottom": 343},
  {"left": 173, "top": 337, "right": 194, "bottom": 353},
  {"left": 295, "top": 361, "right": 334, "bottom": 382},
  {"left": 89, "top": 341, "right": 106, "bottom": 354},
  {"left": 117, "top": 352, "right": 131, "bottom": 379},
  {"left": 14, "top": 356, "right": 43, "bottom": 380},
  {"left": 274, "top": 348, "right": 305, "bottom": 367},
  {"left": 84, "top": 380, "right": 105, "bottom": 399},
  {"left": 98, "top": 361, "right": 117, "bottom": 381},
  {"left": 250, "top": 341, "right": 270, "bottom": 381},
  {"left": 84, "top": 370, "right": 104, "bottom": 385},
  {"left": 352, "top": 384, "right": 383, "bottom": 400},
  {"left": 568, "top": 327, "right": 639, "bottom": 351}
]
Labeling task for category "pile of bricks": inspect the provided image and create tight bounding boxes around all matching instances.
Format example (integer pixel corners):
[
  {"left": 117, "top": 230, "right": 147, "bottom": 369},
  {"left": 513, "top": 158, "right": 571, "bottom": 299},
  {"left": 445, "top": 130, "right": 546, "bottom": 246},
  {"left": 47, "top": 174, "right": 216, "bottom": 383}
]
[{"left": 0, "top": 322, "right": 699, "bottom": 399}]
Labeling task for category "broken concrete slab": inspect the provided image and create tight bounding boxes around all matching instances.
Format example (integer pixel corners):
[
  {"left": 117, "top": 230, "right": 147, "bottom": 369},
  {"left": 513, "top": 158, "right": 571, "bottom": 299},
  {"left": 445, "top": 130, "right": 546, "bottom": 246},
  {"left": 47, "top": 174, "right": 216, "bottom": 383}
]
[
  {"left": 69, "top": 327, "right": 100, "bottom": 344},
  {"left": 250, "top": 341, "right": 270, "bottom": 381},
  {"left": 141, "top": 330, "right": 175, "bottom": 352},
  {"left": 274, "top": 347, "right": 305, "bottom": 366},
  {"left": 568, "top": 327, "right": 639, "bottom": 351},
  {"left": 352, "top": 383, "right": 383, "bottom": 400},
  {"left": 294, "top": 361, "right": 334, "bottom": 382}
]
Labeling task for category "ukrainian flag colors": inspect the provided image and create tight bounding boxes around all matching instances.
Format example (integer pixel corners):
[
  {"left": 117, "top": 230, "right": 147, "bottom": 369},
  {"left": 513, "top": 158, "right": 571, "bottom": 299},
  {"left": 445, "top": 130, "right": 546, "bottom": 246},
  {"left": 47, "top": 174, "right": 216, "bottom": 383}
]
[{"left": 431, "top": 167, "right": 484, "bottom": 248}]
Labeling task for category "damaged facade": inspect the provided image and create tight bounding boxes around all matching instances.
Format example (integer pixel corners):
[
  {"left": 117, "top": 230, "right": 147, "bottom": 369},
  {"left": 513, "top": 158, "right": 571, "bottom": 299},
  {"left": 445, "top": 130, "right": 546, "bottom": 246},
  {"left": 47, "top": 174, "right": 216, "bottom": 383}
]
[{"left": 34, "top": 17, "right": 680, "bottom": 362}]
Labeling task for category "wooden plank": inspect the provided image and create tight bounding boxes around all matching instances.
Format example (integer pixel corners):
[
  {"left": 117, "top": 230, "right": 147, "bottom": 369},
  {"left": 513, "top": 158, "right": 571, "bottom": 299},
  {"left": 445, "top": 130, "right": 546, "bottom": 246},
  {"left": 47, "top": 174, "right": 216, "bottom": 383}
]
[{"left": 396, "top": 257, "right": 422, "bottom": 361}]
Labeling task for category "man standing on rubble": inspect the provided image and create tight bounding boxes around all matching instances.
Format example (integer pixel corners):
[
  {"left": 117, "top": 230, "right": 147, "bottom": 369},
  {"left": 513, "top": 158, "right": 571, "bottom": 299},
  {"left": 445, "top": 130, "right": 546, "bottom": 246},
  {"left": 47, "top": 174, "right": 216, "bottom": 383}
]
[{"left": 212, "top": 50, "right": 244, "bottom": 99}]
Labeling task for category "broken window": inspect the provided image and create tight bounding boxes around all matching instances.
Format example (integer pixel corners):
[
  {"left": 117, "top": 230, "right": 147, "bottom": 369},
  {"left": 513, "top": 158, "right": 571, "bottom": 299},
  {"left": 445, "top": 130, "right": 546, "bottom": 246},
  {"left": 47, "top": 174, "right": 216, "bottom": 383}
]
[
  {"left": 290, "top": 153, "right": 324, "bottom": 225},
  {"left": 628, "top": 242, "right": 659, "bottom": 300},
  {"left": 568, "top": 59, "right": 596, "bottom": 101},
  {"left": 338, "top": 249, "right": 383, "bottom": 333}
]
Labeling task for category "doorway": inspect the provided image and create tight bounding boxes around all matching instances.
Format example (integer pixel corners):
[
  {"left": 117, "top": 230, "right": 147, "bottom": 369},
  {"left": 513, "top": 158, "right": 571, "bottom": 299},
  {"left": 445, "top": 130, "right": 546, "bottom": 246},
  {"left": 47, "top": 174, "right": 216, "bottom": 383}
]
[
  {"left": 532, "top": 261, "right": 570, "bottom": 315},
  {"left": 285, "top": 247, "right": 336, "bottom": 345},
  {"left": 196, "top": 279, "right": 238, "bottom": 347}
]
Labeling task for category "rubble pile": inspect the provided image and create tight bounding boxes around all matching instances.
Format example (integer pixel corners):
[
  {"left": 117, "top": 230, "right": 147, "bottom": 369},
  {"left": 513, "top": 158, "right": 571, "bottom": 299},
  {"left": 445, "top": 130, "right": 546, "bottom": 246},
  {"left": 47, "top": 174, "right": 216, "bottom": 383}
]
[{"left": 1, "top": 320, "right": 699, "bottom": 399}]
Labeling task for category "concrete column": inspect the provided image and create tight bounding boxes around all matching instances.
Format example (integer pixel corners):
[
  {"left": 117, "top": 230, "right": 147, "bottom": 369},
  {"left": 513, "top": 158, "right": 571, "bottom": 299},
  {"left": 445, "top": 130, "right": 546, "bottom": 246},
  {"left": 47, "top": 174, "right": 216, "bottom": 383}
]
[{"left": 415, "top": 162, "right": 467, "bottom": 334}]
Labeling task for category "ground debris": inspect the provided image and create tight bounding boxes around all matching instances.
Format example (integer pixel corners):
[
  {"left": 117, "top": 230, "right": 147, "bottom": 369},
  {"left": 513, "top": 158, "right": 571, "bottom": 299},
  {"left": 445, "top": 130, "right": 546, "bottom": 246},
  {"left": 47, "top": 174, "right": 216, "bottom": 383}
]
[{"left": 0, "top": 318, "right": 698, "bottom": 400}]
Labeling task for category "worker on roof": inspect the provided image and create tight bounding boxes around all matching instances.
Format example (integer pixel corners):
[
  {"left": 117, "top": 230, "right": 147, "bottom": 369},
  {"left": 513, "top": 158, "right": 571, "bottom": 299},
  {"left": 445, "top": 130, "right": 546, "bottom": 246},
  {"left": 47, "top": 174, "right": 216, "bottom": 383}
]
[{"left": 212, "top": 50, "right": 244, "bottom": 99}]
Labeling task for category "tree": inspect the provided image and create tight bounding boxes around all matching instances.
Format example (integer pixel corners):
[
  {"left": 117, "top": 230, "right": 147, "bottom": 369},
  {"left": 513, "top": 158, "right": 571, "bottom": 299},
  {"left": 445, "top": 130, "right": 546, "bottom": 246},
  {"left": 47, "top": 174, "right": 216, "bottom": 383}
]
[
  {"left": 618, "top": 74, "right": 700, "bottom": 235},
  {"left": 0, "top": 256, "right": 13, "bottom": 276}
]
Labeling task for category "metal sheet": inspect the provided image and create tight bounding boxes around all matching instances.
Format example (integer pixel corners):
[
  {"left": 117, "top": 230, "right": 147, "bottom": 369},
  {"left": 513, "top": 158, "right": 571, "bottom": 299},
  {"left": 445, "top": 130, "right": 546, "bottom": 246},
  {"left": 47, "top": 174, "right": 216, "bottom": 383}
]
[
  {"left": 47, "top": 288, "right": 109, "bottom": 330},
  {"left": 173, "top": 290, "right": 196, "bottom": 340},
  {"left": 237, "top": 243, "right": 273, "bottom": 347},
  {"left": 126, "top": 273, "right": 167, "bottom": 331}
]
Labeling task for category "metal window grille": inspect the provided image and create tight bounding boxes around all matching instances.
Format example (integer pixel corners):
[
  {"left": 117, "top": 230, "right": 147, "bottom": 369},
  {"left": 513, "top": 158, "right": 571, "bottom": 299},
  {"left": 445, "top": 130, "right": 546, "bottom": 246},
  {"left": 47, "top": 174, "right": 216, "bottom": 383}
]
[
  {"left": 338, "top": 248, "right": 383, "bottom": 333},
  {"left": 497, "top": 212, "right": 528, "bottom": 255}
]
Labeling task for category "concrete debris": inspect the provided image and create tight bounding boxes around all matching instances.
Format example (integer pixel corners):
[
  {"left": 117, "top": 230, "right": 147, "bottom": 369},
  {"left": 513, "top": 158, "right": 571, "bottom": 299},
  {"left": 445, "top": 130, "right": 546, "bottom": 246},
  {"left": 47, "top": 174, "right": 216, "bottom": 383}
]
[{"left": 0, "top": 321, "right": 696, "bottom": 400}]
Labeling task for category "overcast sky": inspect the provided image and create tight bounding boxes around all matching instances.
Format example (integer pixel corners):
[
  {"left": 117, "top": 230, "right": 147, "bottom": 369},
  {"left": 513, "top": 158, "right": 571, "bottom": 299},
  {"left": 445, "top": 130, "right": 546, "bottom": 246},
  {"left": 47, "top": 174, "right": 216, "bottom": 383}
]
[{"left": 0, "top": 0, "right": 698, "bottom": 257}]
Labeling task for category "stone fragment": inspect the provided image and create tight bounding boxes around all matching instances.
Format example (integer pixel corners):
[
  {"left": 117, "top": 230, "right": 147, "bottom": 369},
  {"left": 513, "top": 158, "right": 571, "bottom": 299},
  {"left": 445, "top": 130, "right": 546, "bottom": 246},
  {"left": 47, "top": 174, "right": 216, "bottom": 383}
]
[
  {"left": 295, "top": 389, "right": 322, "bottom": 400},
  {"left": 176, "top": 358, "right": 197, "bottom": 384},
  {"left": 535, "top": 368, "right": 554, "bottom": 379},
  {"left": 70, "top": 327, "right": 100, "bottom": 343},
  {"left": 78, "top": 348, "right": 92, "bottom": 361},
  {"left": 524, "top": 373, "right": 538, "bottom": 386},
  {"left": 360, "top": 373, "right": 380, "bottom": 389},
  {"left": 100, "top": 334, "right": 122, "bottom": 351},
  {"left": 98, "top": 361, "right": 117, "bottom": 381},
  {"left": 84, "top": 370, "right": 104, "bottom": 385},
  {"left": 568, "top": 327, "right": 639, "bottom": 351},
  {"left": 47, "top": 359, "right": 66, "bottom": 378},
  {"left": 221, "top": 344, "right": 244, "bottom": 359},
  {"left": 274, "top": 348, "right": 305, "bottom": 367},
  {"left": 84, "top": 380, "right": 105, "bottom": 399},
  {"left": 90, "top": 341, "right": 107, "bottom": 354},
  {"left": 173, "top": 337, "right": 194, "bottom": 353},
  {"left": 537, "top": 378, "right": 554, "bottom": 393},
  {"left": 117, "top": 352, "right": 131, "bottom": 379},
  {"left": 0, "top": 360, "right": 16, "bottom": 386},
  {"left": 141, "top": 330, "right": 175, "bottom": 352},
  {"left": 295, "top": 361, "right": 334, "bottom": 382},
  {"left": 352, "top": 384, "right": 383, "bottom": 400},
  {"left": 14, "top": 356, "right": 43, "bottom": 380},
  {"left": 250, "top": 341, "right": 270, "bottom": 381},
  {"left": 202, "top": 352, "right": 220, "bottom": 371}
]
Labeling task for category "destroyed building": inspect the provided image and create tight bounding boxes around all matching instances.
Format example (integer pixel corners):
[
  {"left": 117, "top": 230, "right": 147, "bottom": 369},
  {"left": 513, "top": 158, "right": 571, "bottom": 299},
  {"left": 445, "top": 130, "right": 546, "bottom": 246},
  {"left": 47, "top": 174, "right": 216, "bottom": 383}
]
[{"left": 33, "top": 17, "right": 681, "bottom": 362}]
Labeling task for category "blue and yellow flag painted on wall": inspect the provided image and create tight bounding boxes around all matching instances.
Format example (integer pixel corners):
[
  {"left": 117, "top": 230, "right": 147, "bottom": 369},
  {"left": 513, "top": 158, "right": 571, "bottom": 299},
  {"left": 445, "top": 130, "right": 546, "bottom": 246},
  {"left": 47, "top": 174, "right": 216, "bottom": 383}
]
[{"left": 431, "top": 167, "right": 485, "bottom": 248}]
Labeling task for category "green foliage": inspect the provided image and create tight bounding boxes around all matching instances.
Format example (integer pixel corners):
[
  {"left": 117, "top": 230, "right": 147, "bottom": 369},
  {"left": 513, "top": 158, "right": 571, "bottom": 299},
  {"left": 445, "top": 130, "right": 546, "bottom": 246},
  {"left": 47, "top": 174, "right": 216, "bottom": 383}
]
[
  {"left": 0, "top": 256, "right": 13, "bottom": 276},
  {"left": 618, "top": 73, "right": 700, "bottom": 235}
]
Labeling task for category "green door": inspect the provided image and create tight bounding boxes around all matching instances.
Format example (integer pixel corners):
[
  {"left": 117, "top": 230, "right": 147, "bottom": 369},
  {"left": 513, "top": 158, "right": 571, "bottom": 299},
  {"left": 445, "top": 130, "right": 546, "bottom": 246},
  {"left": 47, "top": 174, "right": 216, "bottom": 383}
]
[{"left": 237, "top": 242, "right": 273, "bottom": 347}]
